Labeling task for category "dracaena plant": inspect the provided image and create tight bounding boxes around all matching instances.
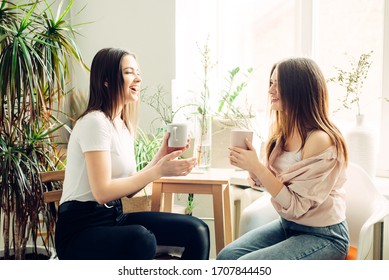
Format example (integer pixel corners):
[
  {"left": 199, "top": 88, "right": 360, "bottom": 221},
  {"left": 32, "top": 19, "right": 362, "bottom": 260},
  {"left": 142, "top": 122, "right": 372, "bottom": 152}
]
[{"left": 0, "top": 0, "right": 87, "bottom": 259}]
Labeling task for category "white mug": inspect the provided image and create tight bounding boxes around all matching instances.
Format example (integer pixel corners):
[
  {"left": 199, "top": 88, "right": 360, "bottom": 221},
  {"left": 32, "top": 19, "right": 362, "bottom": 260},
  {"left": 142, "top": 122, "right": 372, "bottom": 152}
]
[
  {"left": 230, "top": 129, "right": 253, "bottom": 149},
  {"left": 167, "top": 123, "right": 188, "bottom": 148}
]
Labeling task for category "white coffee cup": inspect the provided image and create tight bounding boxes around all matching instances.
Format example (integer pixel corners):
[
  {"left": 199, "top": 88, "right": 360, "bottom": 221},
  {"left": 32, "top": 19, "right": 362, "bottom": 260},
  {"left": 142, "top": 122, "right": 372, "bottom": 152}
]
[
  {"left": 230, "top": 129, "right": 254, "bottom": 149},
  {"left": 167, "top": 123, "right": 188, "bottom": 148}
]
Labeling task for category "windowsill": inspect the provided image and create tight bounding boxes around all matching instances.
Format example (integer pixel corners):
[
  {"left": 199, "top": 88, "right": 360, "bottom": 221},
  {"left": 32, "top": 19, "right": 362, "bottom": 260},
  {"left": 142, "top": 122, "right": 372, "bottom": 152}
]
[{"left": 230, "top": 169, "right": 250, "bottom": 187}]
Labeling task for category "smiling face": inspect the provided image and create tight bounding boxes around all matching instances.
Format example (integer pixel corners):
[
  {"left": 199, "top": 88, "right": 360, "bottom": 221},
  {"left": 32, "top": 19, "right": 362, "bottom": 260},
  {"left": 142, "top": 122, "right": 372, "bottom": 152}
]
[
  {"left": 269, "top": 67, "right": 282, "bottom": 111},
  {"left": 121, "top": 55, "right": 142, "bottom": 105}
]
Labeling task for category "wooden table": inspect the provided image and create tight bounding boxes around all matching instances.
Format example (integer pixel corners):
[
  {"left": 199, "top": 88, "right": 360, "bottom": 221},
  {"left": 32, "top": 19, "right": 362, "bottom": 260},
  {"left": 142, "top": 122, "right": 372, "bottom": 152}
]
[{"left": 151, "top": 168, "right": 235, "bottom": 255}]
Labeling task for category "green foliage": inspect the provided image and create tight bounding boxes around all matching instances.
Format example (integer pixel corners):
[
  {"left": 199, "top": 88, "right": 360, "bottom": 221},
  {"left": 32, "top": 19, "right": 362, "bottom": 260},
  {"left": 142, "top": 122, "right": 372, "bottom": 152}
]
[
  {"left": 328, "top": 51, "right": 373, "bottom": 115},
  {"left": 216, "top": 66, "right": 258, "bottom": 136},
  {"left": 134, "top": 128, "right": 164, "bottom": 172},
  {"left": 196, "top": 37, "right": 216, "bottom": 119},
  {"left": 184, "top": 193, "right": 197, "bottom": 215},
  {"left": 0, "top": 0, "right": 87, "bottom": 259},
  {"left": 218, "top": 66, "right": 254, "bottom": 117},
  {"left": 141, "top": 85, "right": 195, "bottom": 129},
  {"left": 139, "top": 86, "right": 195, "bottom": 210},
  {"left": 195, "top": 37, "right": 256, "bottom": 133}
]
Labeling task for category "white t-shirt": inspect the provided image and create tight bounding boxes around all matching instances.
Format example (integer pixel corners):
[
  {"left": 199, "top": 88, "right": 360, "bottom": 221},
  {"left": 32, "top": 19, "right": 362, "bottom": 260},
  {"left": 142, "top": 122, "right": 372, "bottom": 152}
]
[{"left": 60, "top": 111, "right": 136, "bottom": 204}]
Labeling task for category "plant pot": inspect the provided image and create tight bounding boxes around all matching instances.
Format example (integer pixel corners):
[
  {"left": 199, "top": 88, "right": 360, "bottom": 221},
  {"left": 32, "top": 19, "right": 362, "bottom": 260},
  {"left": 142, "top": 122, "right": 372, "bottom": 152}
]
[
  {"left": 0, "top": 245, "right": 57, "bottom": 260},
  {"left": 211, "top": 116, "right": 260, "bottom": 169},
  {"left": 346, "top": 114, "right": 377, "bottom": 177}
]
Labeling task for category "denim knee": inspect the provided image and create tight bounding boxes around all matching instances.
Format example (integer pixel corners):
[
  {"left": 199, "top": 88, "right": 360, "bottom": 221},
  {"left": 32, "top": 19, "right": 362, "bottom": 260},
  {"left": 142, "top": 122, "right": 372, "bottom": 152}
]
[
  {"left": 216, "top": 242, "right": 241, "bottom": 260},
  {"left": 216, "top": 247, "right": 230, "bottom": 260}
]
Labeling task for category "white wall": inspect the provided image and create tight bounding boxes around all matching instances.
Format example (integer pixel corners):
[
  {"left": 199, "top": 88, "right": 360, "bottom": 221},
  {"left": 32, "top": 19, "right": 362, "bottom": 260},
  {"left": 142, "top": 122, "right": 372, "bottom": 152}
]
[{"left": 70, "top": 0, "right": 176, "bottom": 132}]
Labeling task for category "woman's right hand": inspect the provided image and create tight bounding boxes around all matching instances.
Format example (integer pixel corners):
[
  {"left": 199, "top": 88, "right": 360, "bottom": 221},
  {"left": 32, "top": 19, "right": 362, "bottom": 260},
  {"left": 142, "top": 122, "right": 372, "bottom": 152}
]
[
  {"left": 155, "top": 150, "right": 197, "bottom": 177},
  {"left": 149, "top": 132, "right": 191, "bottom": 168}
]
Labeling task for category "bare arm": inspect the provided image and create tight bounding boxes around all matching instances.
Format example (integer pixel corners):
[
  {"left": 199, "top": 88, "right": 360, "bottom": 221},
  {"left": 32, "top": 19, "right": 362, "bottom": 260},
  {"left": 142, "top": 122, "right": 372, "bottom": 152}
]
[
  {"left": 234, "top": 130, "right": 333, "bottom": 197},
  {"left": 85, "top": 150, "right": 196, "bottom": 204}
]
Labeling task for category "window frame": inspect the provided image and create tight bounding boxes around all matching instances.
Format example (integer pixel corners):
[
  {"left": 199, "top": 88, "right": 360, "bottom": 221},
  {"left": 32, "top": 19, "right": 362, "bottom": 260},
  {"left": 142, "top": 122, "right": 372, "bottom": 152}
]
[{"left": 378, "top": 0, "right": 389, "bottom": 177}]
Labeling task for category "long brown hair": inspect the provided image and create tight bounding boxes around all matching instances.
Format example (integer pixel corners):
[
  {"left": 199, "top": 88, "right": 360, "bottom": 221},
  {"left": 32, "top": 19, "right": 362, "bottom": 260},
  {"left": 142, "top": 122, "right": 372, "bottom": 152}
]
[
  {"left": 78, "top": 48, "right": 139, "bottom": 134},
  {"left": 265, "top": 57, "right": 348, "bottom": 162}
]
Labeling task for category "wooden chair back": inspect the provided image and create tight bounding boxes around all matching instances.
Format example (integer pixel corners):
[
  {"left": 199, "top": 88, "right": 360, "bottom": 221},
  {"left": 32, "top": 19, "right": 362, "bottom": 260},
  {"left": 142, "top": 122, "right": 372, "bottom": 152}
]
[
  {"left": 40, "top": 170, "right": 65, "bottom": 203},
  {"left": 39, "top": 169, "right": 182, "bottom": 259}
]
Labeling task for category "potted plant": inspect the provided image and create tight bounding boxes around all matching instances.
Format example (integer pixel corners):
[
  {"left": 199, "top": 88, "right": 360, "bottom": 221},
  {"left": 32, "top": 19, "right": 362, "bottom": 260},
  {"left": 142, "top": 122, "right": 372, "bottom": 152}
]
[
  {"left": 0, "top": 0, "right": 87, "bottom": 259},
  {"left": 216, "top": 66, "right": 255, "bottom": 130},
  {"left": 328, "top": 50, "right": 374, "bottom": 117},
  {"left": 190, "top": 39, "right": 215, "bottom": 170},
  {"left": 193, "top": 38, "right": 260, "bottom": 168},
  {"left": 327, "top": 50, "right": 376, "bottom": 177}
]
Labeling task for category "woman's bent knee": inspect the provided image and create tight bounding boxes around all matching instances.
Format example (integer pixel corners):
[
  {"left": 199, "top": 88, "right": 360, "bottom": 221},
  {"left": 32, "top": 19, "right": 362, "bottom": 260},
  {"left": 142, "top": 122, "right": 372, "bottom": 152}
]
[{"left": 122, "top": 225, "right": 157, "bottom": 259}]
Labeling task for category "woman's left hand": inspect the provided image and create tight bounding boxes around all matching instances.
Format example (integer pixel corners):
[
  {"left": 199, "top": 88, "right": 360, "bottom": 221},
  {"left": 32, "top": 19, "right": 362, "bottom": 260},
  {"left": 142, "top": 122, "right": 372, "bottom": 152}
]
[{"left": 229, "top": 138, "right": 261, "bottom": 172}]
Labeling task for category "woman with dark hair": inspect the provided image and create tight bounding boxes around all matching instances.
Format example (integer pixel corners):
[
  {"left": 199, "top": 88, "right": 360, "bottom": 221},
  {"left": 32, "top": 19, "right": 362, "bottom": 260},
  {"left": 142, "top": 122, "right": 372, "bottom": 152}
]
[
  {"left": 217, "top": 57, "right": 350, "bottom": 260},
  {"left": 55, "top": 48, "right": 210, "bottom": 260}
]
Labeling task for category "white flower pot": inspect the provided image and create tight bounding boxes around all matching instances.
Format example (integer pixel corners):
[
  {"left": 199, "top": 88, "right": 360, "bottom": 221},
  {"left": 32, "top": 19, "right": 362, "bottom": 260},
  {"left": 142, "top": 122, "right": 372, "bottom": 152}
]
[{"left": 346, "top": 115, "right": 377, "bottom": 178}]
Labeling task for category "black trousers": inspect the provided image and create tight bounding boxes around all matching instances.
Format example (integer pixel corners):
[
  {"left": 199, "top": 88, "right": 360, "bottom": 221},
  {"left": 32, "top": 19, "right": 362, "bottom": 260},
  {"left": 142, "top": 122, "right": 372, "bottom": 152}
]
[{"left": 55, "top": 200, "right": 210, "bottom": 260}]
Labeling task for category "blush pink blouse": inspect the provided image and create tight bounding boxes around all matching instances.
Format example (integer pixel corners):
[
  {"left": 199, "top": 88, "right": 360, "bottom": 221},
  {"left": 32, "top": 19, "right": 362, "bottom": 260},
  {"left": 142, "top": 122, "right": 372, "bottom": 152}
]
[{"left": 249, "top": 140, "right": 347, "bottom": 227}]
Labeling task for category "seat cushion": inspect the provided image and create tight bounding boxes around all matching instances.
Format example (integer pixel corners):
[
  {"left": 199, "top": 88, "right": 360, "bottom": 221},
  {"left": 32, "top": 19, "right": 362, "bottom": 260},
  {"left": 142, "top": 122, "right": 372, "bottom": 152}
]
[{"left": 346, "top": 246, "right": 357, "bottom": 260}]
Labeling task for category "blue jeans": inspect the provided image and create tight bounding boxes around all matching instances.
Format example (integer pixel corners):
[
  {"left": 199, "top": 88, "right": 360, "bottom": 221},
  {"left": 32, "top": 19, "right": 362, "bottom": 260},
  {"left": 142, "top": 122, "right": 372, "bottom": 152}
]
[{"left": 217, "top": 218, "right": 349, "bottom": 260}]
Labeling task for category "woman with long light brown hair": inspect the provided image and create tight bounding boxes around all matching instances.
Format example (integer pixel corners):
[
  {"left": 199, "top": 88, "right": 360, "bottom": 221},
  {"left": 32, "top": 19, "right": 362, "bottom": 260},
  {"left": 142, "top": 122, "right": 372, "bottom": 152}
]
[{"left": 217, "top": 57, "right": 349, "bottom": 260}]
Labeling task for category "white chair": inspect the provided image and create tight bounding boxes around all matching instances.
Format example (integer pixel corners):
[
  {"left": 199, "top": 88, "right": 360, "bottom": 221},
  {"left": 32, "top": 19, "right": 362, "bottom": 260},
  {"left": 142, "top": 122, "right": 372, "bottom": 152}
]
[
  {"left": 238, "top": 162, "right": 389, "bottom": 260},
  {"left": 238, "top": 192, "right": 278, "bottom": 237},
  {"left": 343, "top": 162, "right": 389, "bottom": 259}
]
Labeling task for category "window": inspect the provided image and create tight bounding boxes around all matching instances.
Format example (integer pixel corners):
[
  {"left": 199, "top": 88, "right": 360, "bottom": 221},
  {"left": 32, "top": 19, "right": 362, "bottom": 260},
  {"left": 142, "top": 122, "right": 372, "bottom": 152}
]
[
  {"left": 315, "top": 1, "right": 382, "bottom": 131},
  {"left": 175, "top": 0, "right": 389, "bottom": 177},
  {"left": 315, "top": 0, "right": 386, "bottom": 176}
]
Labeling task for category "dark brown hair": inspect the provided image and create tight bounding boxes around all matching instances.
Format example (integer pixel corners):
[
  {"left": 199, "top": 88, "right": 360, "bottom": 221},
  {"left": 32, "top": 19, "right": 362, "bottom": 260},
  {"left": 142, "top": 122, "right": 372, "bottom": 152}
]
[{"left": 78, "top": 48, "right": 139, "bottom": 133}]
